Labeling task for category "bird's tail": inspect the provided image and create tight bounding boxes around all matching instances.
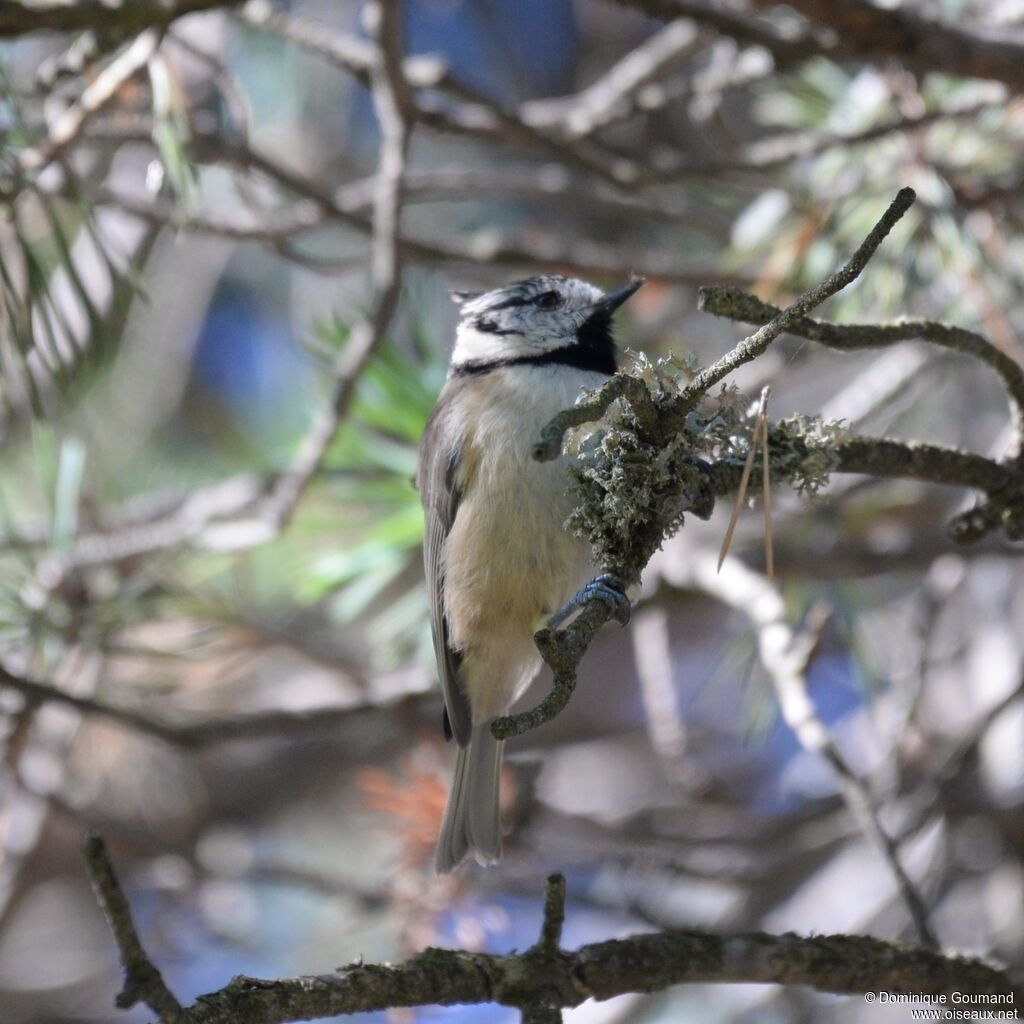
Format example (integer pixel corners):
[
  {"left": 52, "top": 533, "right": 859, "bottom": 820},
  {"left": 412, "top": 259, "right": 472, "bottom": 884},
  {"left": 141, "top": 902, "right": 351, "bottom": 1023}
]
[{"left": 435, "top": 721, "right": 503, "bottom": 873}]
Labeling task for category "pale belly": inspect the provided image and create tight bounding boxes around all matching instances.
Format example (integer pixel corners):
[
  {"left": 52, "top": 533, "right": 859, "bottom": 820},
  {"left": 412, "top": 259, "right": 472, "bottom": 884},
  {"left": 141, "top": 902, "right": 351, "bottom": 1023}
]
[{"left": 441, "top": 364, "right": 604, "bottom": 719}]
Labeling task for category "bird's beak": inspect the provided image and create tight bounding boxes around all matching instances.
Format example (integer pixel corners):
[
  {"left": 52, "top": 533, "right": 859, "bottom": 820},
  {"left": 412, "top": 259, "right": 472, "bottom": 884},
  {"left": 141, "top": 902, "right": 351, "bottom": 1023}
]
[{"left": 592, "top": 277, "right": 645, "bottom": 316}]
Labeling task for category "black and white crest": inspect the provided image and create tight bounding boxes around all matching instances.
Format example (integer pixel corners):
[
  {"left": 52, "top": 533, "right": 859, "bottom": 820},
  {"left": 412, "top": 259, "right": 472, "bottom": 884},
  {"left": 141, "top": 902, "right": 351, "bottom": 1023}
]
[{"left": 449, "top": 274, "right": 643, "bottom": 377}]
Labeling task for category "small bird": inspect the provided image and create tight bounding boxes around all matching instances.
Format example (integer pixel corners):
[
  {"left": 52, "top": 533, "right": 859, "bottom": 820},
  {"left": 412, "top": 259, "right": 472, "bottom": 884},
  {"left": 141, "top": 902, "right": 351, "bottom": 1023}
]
[{"left": 417, "top": 273, "right": 643, "bottom": 872}]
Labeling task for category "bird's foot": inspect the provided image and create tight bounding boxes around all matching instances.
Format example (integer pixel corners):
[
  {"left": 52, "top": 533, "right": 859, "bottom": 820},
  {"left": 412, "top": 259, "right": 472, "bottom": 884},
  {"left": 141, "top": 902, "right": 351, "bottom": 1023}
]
[{"left": 548, "top": 573, "right": 631, "bottom": 629}]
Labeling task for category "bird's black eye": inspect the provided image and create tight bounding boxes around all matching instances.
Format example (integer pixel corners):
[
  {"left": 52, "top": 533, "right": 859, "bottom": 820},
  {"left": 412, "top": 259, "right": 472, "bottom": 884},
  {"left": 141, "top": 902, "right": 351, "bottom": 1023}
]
[{"left": 534, "top": 291, "right": 560, "bottom": 309}]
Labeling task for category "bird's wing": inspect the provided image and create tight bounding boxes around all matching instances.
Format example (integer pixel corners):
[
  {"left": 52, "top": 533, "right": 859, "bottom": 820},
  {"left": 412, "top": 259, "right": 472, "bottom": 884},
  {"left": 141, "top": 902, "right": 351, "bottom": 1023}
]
[{"left": 417, "top": 394, "right": 472, "bottom": 747}]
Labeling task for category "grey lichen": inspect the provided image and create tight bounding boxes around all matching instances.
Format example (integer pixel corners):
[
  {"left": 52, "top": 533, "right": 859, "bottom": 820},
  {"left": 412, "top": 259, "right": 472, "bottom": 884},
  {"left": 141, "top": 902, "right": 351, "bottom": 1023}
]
[
  {"left": 566, "top": 353, "right": 716, "bottom": 575},
  {"left": 563, "top": 352, "right": 849, "bottom": 576},
  {"left": 768, "top": 414, "right": 848, "bottom": 495}
]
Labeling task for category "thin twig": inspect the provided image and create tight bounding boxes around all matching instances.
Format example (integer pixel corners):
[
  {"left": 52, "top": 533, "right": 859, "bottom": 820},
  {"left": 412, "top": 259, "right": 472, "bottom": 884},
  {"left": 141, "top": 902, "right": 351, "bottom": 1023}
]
[
  {"left": 238, "top": 0, "right": 638, "bottom": 187},
  {"left": 94, "top": 132, "right": 732, "bottom": 286},
  {"left": 83, "top": 834, "right": 183, "bottom": 1022},
  {"left": 21, "top": 29, "right": 161, "bottom": 174},
  {"left": 0, "top": 662, "right": 431, "bottom": 748},
  {"left": 533, "top": 874, "right": 567, "bottom": 955},
  {"left": 523, "top": 19, "right": 700, "bottom": 138},
  {"left": 676, "top": 187, "right": 917, "bottom": 413}
]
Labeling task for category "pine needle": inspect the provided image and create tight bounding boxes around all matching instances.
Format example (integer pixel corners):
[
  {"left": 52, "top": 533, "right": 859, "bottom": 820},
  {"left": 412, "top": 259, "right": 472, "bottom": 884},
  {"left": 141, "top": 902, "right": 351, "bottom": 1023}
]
[{"left": 718, "top": 385, "right": 772, "bottom": 573}]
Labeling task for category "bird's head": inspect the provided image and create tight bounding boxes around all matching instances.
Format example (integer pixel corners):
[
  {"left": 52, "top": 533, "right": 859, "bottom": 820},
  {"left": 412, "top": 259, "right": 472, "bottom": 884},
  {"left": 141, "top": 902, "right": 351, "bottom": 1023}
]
[{"left": 449, "top": 274, "right": 644, "bottom": 376}]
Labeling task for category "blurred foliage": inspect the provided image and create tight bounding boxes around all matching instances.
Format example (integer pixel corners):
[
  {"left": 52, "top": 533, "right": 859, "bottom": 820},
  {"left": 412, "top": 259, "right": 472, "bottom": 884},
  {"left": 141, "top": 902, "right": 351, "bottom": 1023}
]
[{"left": 302, "top": 317, "right": 446, "bottom": 664}]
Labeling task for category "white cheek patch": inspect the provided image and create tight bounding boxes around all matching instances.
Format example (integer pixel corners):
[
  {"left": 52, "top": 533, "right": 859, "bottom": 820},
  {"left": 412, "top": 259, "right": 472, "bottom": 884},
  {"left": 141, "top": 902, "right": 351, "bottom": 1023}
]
[
  {"left": 565, "top": 280, "right": 604, "bottom": 307},
  {"left": 452, "top": 323, "right": 519, "bottom": 365}
]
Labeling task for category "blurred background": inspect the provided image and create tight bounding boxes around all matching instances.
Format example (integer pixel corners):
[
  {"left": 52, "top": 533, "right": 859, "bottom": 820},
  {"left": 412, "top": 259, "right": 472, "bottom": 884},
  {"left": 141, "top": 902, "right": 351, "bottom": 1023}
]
[{"left": 0, "top": 0, "right": 1022, "bottom": 1021}]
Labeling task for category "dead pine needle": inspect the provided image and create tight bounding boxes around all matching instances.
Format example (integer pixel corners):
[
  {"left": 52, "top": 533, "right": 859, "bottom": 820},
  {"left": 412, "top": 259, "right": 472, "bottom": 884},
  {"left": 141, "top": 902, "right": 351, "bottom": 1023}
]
[
  {"left": 718, "top": 385, "right": 772, "bottom": 574},
  {"left": 760, "top": 389, "right": 774, "bottom": 578}
]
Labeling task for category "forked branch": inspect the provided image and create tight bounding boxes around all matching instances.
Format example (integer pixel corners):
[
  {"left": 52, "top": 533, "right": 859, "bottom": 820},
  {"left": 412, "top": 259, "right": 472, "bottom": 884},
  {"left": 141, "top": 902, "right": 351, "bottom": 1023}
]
[{"left": 84, "top": 851, "right": 1019, "bottom": 1023}]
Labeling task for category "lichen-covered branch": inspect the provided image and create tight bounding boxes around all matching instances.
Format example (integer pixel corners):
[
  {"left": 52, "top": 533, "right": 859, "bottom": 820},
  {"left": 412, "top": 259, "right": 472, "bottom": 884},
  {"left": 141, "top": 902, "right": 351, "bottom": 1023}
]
[
  {"left": 534, "top": 189, "right": 916, "bottom": 460},
  {"left": 697, "top": 286, "right": 1024, "bottom": 458},
  {"left": 533, "top": 371, "right": 658, "bottom": 463},
  {"left": 510, "top": 182, "right": 1024, "bottom": 748},
  {"left": 707, "top": 433, "right": 1024, "bottom": 515},
  {"left": 510, "top": 189, "right": 944, "bottom": 740},
  {"left": 492, "top": 594, "right": 620, "bottom": 739},
  {"left": 85, "top": 852, "right": 1018, "bottom": 1023}
]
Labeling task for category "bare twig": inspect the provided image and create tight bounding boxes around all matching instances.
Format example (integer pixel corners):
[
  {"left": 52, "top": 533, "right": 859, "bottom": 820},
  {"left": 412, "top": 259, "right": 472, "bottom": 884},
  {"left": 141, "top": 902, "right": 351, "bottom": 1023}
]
[
  {"left": 83, "top": 834, "right": 183, "bottom": 1022},
  {"left": 0, "top": 662, "right": 431, "bottom": 748},
  {"left": 20, "top": 29, "right": 161, "bottom": 174},
  {"left": 680, "top": 555, "right": 939, "bottom": 950},
  {"left": 238, "top": 0, "right": 638, "bottom": 187},
  {"left": 101, "top": 167, "right": 731, "bottom": 286},
  {"left": 534, "top": 873, "right": 567, "bottom": 955},
  {"left": 237, "top": 1, "right": 446, "bottom": 92},
  {"left": 523, "top": 19, "right": 700, "bottom": 138}
]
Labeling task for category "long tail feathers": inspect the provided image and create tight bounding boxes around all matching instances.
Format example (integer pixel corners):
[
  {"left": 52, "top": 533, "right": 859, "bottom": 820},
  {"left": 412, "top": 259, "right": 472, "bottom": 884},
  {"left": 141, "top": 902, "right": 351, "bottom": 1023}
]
[{"left": 435, "top": 721, "right": 503, "bottom": 873}]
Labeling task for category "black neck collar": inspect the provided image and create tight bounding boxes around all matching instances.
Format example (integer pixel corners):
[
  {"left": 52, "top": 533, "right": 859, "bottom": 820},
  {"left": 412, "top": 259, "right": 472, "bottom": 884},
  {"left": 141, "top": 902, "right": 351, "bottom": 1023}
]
[{"left": 451, "top": 345, "right": 616, "bottom": 378}]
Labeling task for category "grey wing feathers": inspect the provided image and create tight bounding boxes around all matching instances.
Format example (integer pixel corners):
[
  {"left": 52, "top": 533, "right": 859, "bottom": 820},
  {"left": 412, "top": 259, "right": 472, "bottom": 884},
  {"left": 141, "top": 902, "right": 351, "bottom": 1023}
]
[{"left": 418, "top": 399, "right": 472, "bottom": 747}]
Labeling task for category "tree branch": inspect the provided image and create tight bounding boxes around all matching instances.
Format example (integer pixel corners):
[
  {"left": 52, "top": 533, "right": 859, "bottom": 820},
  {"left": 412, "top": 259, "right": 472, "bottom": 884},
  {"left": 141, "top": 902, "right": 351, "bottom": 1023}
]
[
  {"left": 0, "top": 662, "right": 432, "bottom": 748},
  {"left": 508, "top": 185, "right": 1024, "bottom": 743},
  {"left": 0, "top": 0, "right": 241, "bottom": 37},
  {"left": 697, "top": 286, "right": 1024, "bottom": 458},
  {"left": 97, "top": 127, "right": 732, "bottom": 287},
  {"left": 533, "top": 188, "right": 917, "bottom": 466},
  {"left": 754, "top": 0, "right": 1024, "bottom": 95},
  {"left": 84, "top": 859, "right": 1019, "bottom": 1023},
  {"left": 619, "top": 0, "right": 1024, "bottom": 96}
]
